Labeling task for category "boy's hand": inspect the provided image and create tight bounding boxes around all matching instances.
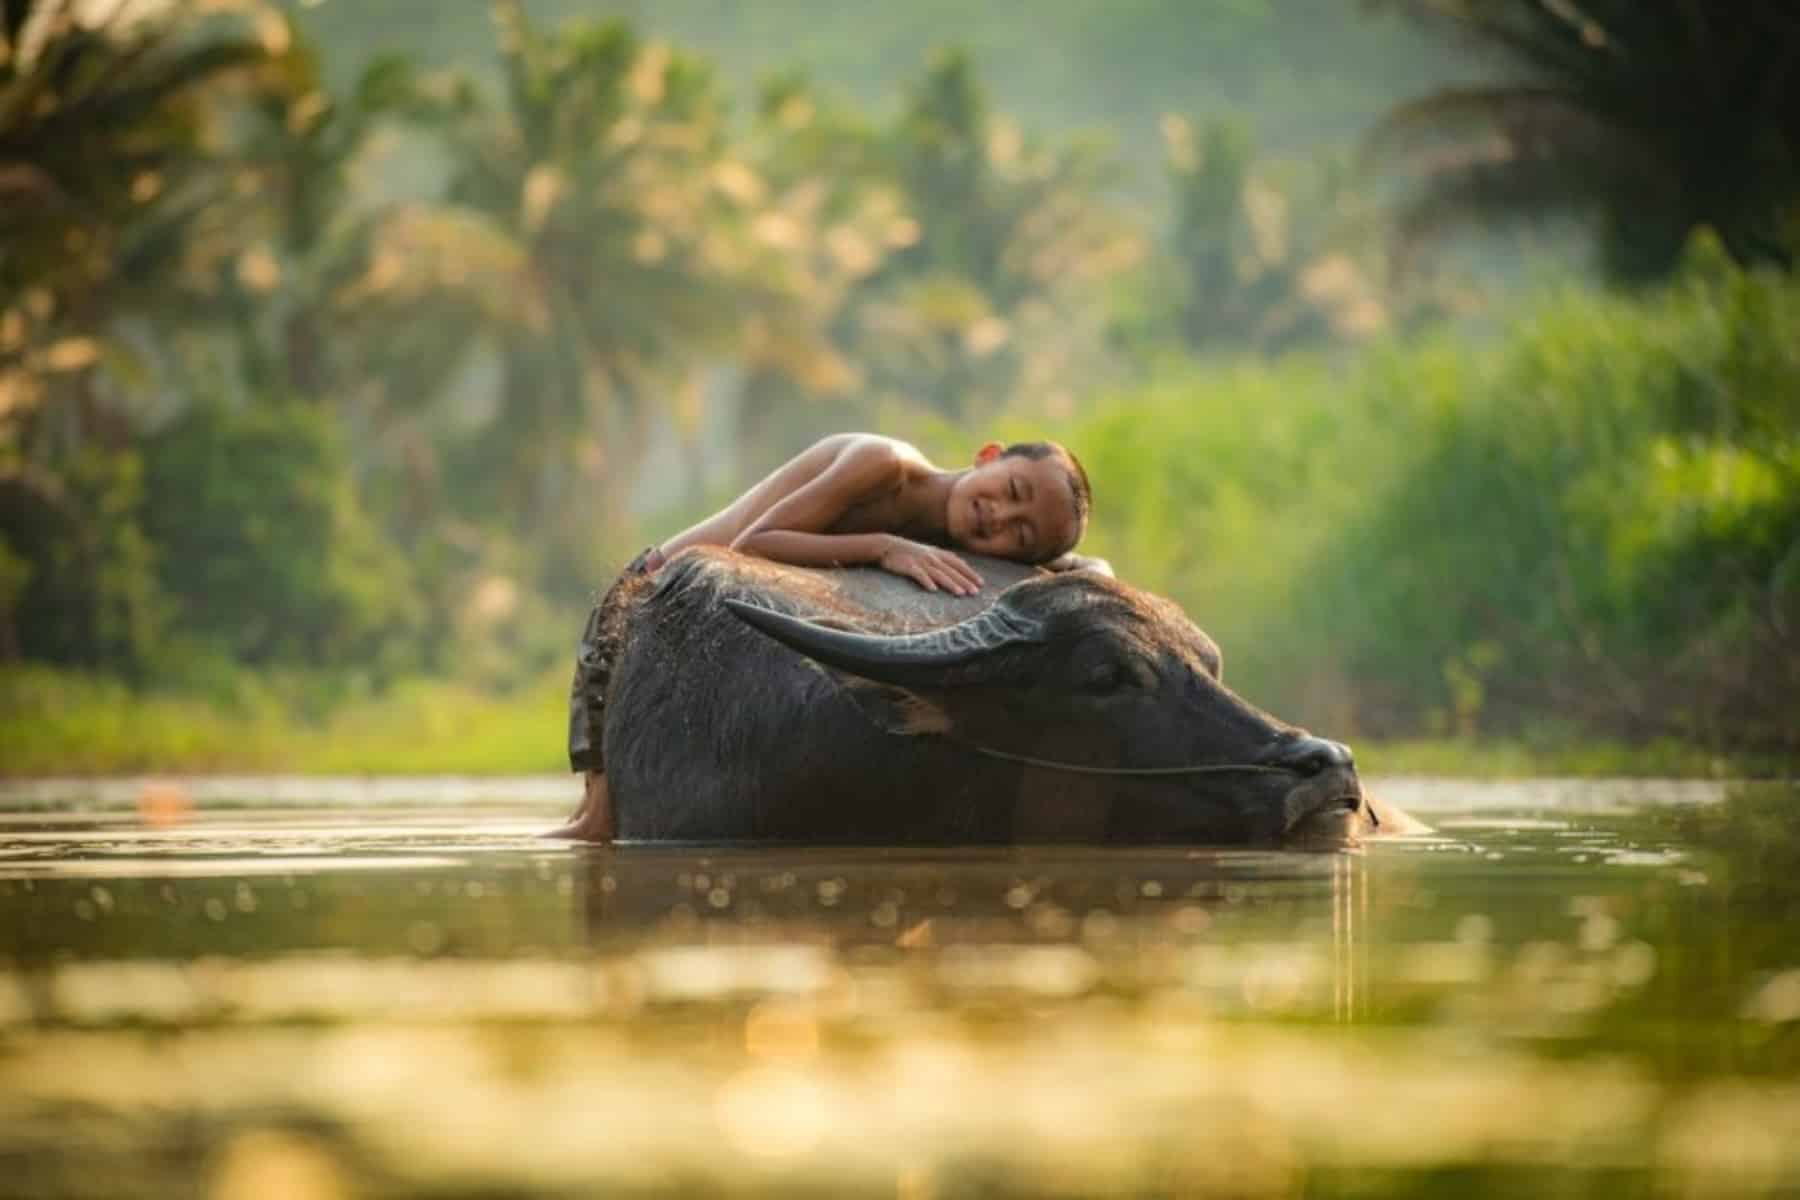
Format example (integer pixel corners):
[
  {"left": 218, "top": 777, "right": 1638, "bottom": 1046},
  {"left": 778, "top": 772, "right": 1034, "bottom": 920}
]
[
  {"left": 878, "top": 536, "right": 984, "bottom": 596},
  {"left": 1042, "top": 551, "right": 1114, "bottom": 577}
]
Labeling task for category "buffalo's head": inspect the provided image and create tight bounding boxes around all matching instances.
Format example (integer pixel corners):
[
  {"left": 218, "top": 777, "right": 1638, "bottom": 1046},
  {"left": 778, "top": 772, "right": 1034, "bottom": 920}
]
[{"left": 726, "top": 570, "right": 1366, "bottom": 844}]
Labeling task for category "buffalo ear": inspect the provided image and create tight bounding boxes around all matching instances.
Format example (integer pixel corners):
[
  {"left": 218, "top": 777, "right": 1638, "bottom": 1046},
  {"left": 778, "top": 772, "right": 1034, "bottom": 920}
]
[{"left": 835, "top": 677, "right": 954, "bottom": 738}]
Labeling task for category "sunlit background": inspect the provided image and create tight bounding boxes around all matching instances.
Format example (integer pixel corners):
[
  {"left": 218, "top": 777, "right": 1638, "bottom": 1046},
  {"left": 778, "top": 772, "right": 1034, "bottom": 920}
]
[
  {"left": 2, "top": 2, "right": 1799, "bottom": 1196},
  {"left": 4, "top": 0, "right": 1794, "bottom": 770}
]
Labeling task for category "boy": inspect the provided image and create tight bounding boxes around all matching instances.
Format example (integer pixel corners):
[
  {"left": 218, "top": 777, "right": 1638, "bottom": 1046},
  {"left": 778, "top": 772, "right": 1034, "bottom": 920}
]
[{"left": 551, "top": 433, "right": 1094, "bottom": 841}]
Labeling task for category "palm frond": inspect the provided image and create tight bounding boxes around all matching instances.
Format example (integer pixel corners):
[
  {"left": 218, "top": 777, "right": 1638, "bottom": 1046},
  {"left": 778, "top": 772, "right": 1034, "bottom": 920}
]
[
  {"left": 1394, "top": 145, "right": 1585, "bottom": 239},
  {"left": 351, "top": 53, "right": 417, "bottom": 116},
  {"left": 1396, "top": 2, "right": 1598, "bottom": 78},
  {"left": 1363, "top": 85, "right": 1584, "bottom": 162},
  {"left": 2, "top": 0, "right": 32, "bottom": 51},
  {"left": 40, "top": 39, "right": 269, "bottom": 140},
  {"left": 1372, "top": 0, "right": 1799, "bottom": 278},
  {"left": 1387, "top": 129, "right": 1666, "bottom": 277}
]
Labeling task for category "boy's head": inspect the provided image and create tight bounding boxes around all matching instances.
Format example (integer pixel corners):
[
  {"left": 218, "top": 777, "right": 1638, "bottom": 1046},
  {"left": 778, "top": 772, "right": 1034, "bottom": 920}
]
[{"left": 946, "top": 440, "right": 1092, "bottom": 564}]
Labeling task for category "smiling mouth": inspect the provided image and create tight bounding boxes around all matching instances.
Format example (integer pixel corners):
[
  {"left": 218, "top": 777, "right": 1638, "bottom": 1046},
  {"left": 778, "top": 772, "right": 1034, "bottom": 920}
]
[{"left": 972, "top": 498, "right": 989, "bottom": 539}]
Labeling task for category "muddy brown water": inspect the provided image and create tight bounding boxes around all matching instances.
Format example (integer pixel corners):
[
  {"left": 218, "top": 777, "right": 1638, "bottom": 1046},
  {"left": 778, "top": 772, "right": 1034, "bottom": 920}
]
[{"left": 0, "top": 775, "right": 1796, "bottom": 1199}]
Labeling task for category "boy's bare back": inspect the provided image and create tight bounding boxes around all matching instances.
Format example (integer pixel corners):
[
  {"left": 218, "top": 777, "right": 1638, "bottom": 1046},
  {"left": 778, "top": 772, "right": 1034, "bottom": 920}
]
[
  {"left": 660, "top": 434, "right": 984, "bottom": 594},
  {"left": 661, "top": 435, "right": 915, "bottom": 551},
  {"left": 657, "top": 431, "right": 1087, "bottom": 596}
]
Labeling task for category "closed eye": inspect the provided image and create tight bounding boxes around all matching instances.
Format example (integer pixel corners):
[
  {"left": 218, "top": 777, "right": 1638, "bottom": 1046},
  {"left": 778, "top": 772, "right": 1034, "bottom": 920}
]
[{"left": 1009, "top": 477, "right": 1020, "bottom": 501}]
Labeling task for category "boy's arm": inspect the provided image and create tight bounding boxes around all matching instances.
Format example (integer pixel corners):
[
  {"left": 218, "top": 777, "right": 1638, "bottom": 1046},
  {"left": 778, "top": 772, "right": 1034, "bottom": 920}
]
[
  {"left": 741, "top": 528, "right": 982, "bottom": 594},
  {"left": 728, "top": 439, "right": 896, "bottom": 563},
  {"left": 731, "top": 441, "right": 982, "bottom": 594}
]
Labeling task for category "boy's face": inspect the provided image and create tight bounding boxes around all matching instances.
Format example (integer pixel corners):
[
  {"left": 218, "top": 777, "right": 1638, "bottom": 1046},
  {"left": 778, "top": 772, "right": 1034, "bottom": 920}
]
[{"left": 946, "top": 445, "right": 1081, "bottom": 563}]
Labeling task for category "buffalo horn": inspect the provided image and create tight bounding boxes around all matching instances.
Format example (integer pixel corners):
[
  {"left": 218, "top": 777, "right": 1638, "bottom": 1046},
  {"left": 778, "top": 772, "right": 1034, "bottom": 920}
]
[{"left": 725, "top": 598, "right": 1045, "bottom": 684}]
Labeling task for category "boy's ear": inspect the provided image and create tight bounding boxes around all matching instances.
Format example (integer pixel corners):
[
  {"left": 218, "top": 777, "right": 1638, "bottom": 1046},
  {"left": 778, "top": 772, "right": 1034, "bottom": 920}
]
[{"left": 974, "top": 441, "right": 1003, "bottom": 466}]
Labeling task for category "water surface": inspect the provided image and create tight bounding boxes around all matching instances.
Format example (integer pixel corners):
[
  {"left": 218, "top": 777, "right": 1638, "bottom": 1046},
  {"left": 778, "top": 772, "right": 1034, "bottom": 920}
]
[{"left": 1, "top": 775, "right": 1796, "bottom": 1198}]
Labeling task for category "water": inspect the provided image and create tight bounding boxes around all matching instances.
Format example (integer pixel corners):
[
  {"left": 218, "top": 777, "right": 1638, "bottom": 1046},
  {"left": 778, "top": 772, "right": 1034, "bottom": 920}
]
[{"left": 1, "top": 776, "right": 1796, "bottom": 1199}]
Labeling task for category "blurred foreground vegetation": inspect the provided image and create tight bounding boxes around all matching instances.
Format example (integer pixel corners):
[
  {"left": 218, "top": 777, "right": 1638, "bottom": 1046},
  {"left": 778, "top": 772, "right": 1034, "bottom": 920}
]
[{"left": 1, "top": 0, "right": 1796, "bottom": 774}]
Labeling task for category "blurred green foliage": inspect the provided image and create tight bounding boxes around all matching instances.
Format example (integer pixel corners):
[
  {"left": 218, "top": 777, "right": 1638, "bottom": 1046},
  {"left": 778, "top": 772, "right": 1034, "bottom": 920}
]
[
  {"left": 143, "top": 399, "right": 422, "bottom": 675},
  {"left": 1063, "top": 243, "right": 1799, "bottom": 751},
  {"left": 0, "top": 448, "right": 162, "bottom": 670},
  {"left": 0, "top": 662, "right": 569, "bottom": 775}
]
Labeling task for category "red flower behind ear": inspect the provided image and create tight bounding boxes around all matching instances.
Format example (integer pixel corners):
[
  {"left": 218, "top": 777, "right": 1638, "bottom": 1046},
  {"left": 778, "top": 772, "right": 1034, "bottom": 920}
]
[{"left": 974, "top": 441, "right": 1003, "bottom": 465}]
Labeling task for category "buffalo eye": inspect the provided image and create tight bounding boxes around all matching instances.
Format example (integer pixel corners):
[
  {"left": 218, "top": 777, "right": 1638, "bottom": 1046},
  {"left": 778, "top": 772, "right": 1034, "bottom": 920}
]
[{"left": 1079, "top": 659, "right": 1130, "bottom": 696}]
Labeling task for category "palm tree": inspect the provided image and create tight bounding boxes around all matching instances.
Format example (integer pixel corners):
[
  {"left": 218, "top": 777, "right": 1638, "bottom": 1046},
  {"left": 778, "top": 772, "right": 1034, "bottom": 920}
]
[
  {"left": 0, "top": 0, "right": 285, "bottom": 448},
  {"left": 0, "top": 0, "right": 286, "bottom": 663},
  {"left": 1367, "top": 0, "right": 1800, "bottom": 281},
  {"left": 1160, "top": 115, "right": 1389, "bottom": 352},
  {"left": 858, "top": 50, "right": 1144, "bottom": 423},
  {"left": 337, "top": 3, "right": 783, "bottom": 580},
  {"left": 221, "top": 42, "right": 420, "bottom": 403},
  {"left": 728, "top": 70, "right": 900, "bottom": 455}
]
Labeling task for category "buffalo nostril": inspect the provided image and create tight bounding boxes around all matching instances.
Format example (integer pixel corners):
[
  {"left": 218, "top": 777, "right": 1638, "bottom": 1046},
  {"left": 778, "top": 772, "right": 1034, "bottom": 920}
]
[{"left": 1269, "top": 735, "right": 1354, "bottom": 776}]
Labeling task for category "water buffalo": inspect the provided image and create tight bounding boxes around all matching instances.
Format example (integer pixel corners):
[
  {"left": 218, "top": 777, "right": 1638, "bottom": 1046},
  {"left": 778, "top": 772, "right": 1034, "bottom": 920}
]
[{"left": 597, "top": 546, "right": 1396, "bottom": 844}]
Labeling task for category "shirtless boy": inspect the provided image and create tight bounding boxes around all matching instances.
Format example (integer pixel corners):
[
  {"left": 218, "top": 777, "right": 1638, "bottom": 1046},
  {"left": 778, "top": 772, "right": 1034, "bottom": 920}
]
[{"left": 552, "top": 434, "right": 1094, "bottom": 841}]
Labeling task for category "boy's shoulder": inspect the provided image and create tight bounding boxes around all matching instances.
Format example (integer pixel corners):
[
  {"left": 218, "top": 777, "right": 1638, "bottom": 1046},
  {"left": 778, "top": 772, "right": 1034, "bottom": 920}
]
[
  {"left": 807, "top": 433, "right": 928, "bottom": 474},
  {"left": 809, "top": 432, "right": 919, "bottom": 457}
]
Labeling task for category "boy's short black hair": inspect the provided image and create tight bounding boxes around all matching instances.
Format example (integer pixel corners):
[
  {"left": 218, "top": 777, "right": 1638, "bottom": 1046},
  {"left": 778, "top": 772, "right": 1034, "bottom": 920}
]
[{"left": 1000, "top": 440, "right": 1092, "bottom": 559}]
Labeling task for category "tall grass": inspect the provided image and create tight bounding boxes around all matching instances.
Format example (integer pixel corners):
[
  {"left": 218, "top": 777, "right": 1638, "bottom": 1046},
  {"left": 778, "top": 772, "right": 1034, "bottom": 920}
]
[
  {"left": 0, "top": 665, "right": 570, "bottom": 776},
  {"left": 1056, "top": 246, "right": 1799, "bottom": 755}
]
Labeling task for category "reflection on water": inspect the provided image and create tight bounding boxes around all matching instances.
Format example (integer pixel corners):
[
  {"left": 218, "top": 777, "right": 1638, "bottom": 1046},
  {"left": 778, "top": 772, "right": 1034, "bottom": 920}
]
[{"left": 0, "top": 777, "right": 1796, "bottom": 1198}]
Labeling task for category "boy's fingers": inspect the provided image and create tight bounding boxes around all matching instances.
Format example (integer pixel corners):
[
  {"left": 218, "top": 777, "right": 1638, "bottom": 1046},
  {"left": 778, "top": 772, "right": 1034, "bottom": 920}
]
[
  {"left": 909, "top": 551, "right": 974, "bottom": 596},
  {"left": 930, "top": 550, "right": 975, "bottom": 590},
  {"left": 947, "top": 554, "right": 982, "bottom": 590}
]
